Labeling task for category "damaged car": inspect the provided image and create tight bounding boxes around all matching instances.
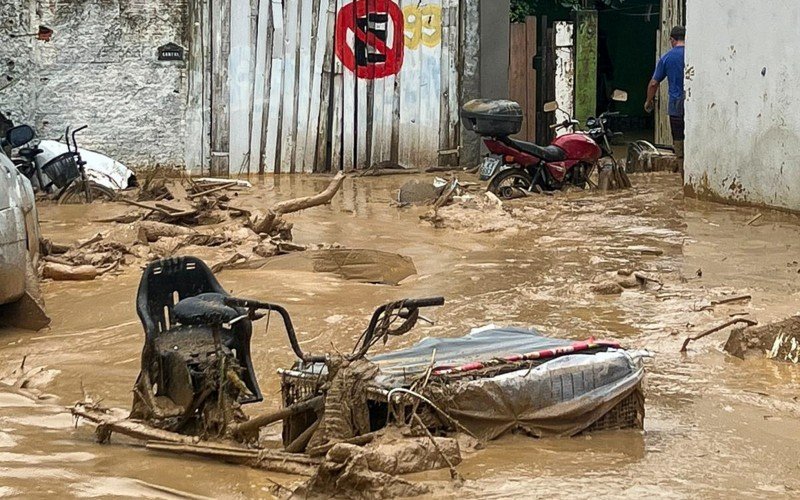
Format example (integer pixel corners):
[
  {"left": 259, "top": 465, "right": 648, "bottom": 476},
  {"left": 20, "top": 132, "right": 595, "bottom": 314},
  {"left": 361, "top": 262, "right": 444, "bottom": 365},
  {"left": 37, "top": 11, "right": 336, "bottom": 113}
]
[{"left": 0, "top": 124, "right": 49, "bottom": 329}]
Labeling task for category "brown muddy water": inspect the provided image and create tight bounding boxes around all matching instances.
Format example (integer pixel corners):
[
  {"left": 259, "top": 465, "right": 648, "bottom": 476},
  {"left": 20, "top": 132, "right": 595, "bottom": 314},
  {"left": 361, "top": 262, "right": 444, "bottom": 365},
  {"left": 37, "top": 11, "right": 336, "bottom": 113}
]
[{"left": 2, "top": 172, "right": 800, "bottom": 498}]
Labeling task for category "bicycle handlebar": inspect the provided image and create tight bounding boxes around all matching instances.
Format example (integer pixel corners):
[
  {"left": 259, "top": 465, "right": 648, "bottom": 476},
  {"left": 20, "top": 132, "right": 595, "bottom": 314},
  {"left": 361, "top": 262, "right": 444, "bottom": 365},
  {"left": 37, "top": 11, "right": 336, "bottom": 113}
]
[
  {"left": 402, "top": 297, "right": 445, "bottom": 308},
  {"left": 224, "top": 296, "right": 445, "bottom": 363}
]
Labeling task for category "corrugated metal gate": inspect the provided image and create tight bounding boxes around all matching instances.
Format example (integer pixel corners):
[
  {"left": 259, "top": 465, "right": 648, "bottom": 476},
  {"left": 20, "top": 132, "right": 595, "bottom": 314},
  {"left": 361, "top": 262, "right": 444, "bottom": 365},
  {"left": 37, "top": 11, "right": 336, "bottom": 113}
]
[{"left": 186, "top": 0, "right": 463, "bottom": 175}]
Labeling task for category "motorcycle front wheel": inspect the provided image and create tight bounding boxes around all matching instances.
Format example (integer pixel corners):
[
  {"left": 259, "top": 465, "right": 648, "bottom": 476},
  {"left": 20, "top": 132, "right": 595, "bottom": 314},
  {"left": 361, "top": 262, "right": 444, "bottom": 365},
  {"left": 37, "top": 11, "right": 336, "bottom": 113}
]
[{"left": 488, "top": 168, "right": 534, "bottom": 200}]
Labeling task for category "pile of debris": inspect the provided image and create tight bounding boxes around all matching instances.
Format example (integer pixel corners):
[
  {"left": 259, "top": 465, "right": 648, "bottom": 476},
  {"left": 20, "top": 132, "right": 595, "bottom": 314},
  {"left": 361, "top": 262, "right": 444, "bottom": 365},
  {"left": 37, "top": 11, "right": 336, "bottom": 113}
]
[
  {"left": 626, "top": 140, "right": 682, "bottom": 173},
  {"left": 725, "top": 315, "right": 800, "bottom": 363},
  {"left": 38, "top": 172, "right": 345, "bottom": 280}
]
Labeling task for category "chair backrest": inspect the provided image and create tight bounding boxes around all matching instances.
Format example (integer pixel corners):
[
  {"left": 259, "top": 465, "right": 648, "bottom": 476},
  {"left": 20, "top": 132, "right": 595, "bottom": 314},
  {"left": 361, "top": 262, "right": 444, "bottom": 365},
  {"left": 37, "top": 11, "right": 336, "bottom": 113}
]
[
  {"left": 135, "top": 256, "right": 263, "bottom": 404},
  {"left": 136, "top": 256, "right": 226, "bottom": 339}
]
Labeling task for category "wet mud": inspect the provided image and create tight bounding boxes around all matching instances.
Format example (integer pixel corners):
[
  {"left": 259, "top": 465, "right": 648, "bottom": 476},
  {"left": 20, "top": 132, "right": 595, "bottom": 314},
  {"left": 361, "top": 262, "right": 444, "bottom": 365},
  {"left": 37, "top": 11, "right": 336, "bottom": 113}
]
[{"left": 2, "top": 172, "right": 800, "bottom": 497}]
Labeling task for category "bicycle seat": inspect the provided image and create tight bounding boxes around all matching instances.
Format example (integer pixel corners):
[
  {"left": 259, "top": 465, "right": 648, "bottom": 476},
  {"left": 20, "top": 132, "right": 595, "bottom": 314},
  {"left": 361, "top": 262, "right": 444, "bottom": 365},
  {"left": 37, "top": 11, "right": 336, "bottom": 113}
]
[
  {"left": 18, "top": 147, "right": 42, "bottom": 159},
  {"left": 505, "top": 138, "right": 567, "bottom": 162},
  {"left": 173, "top": 293, "right": 241, "bottom": 326}
]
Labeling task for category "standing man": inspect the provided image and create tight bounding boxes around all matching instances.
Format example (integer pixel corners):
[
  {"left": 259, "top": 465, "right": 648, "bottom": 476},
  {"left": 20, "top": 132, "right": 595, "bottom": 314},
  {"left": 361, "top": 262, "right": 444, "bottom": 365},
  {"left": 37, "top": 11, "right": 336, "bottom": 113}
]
[{"left": 645, "top": 25, "right": 685, "bottom": 160}]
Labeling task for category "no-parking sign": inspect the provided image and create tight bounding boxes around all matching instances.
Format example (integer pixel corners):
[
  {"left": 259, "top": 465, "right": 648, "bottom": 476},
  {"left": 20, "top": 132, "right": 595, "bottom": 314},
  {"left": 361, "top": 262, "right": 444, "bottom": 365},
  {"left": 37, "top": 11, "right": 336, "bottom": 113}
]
[{"left": 334, "top": 0, "right": 404, "bottom": 79}]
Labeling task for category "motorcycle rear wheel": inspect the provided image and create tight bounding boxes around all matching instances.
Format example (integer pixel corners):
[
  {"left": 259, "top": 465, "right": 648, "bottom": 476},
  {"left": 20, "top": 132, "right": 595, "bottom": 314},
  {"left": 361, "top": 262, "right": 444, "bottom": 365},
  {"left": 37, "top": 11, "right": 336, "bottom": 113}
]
[
  {"left": 57, "top": 180, "right": 118, "bottom": 204},
  {"left": 488, "top": 168, "right": 534, "bottom": 200}
]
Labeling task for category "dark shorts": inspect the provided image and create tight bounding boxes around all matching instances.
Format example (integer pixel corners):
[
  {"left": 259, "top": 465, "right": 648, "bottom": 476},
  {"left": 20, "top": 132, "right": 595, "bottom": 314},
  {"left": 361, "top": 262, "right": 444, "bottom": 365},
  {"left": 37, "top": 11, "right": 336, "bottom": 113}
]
[{"left": 669, "top": 115, "right": 685, "bottom": 141}]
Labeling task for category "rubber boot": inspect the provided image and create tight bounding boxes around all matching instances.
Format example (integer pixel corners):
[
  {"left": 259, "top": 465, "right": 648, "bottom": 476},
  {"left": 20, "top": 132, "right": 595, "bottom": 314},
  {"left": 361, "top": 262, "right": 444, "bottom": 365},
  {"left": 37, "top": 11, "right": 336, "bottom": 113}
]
[
  {"left": 673, "top": 140, "right": 685, "bottom": 182},
  {"left": 673, "top": 140, "right": 684, "bottom": 159}
]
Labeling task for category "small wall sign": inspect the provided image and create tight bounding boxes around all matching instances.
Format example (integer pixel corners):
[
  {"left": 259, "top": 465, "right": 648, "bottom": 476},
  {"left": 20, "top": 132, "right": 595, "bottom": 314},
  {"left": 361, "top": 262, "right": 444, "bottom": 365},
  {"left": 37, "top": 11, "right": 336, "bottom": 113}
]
[{"left": 157, "top": 43, "right": 184, "bottom": 61}]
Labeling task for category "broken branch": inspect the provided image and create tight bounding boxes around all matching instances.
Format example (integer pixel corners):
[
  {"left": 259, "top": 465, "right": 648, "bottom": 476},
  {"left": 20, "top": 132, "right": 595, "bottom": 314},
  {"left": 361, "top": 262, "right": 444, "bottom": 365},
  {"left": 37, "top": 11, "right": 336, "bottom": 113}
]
[
  {"left": 272, "top": 171, "right": 345, "bottom": 215},
  {"left": 680, "top": 318, "right": 758, "bottom": 352},
  {"left": 231, "top": 395, "right": 324, "bottom": 440}
]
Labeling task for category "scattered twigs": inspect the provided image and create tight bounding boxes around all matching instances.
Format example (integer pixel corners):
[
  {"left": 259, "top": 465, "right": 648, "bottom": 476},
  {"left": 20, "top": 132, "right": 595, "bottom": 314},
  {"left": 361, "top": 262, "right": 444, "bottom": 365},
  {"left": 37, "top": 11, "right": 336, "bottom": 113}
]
[
  {"left": 746, "top": 213, "right": 763, "bottom": 226},
  {"left": 75, "top": 233, "right": 104, "bottom": 249},
  {"left": 698, "top": 294, "right": 752, "bottom": 311},
  {"left": 119, "top": 198, "right": 175, "bottom": 217},
  {"left": 387, "top": 388, "right": 477, "bottom": 439},
  {"left": 711, "top": 294, "right": 752, "bottom": 306},
  {"left": 680, "top": 318, "right": 758, "bottom": 352},
  {"left": 188, "top": 182, "right": 238, "bottom": 199},
  {"left": 411, "top": 413, "right": 462, "bottom": 482},
  {"left": 93, "top": 213, "right": 144, "bottom": 224},
  {"left": 409, "top": 349, "right": 437, "bottom": 420}
]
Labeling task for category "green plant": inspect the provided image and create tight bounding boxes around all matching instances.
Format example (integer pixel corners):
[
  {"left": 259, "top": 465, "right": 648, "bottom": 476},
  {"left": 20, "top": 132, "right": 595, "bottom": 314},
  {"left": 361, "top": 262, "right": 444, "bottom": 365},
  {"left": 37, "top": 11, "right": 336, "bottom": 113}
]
[
  {"left": 510, "top": 0, "right": 627, "bottom": 20},
  {"left": 510, "top": 0, "right": 539, "bottom": 22}
]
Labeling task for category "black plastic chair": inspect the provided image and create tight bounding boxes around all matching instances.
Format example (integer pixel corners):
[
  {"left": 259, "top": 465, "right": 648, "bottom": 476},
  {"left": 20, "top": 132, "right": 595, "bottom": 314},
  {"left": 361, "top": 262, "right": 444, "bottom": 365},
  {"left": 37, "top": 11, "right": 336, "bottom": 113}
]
[{"left": 136, "top": 256, "right": 262, "bottom": 404}]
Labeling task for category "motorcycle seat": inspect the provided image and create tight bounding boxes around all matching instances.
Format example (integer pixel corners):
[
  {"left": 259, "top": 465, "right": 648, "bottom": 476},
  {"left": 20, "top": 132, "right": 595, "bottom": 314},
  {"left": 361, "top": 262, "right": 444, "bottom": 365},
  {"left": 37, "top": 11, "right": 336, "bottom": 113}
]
[
  {"left": 505, "top": 138, "right": 566, "bottom": 162},
  {"left": 18, "top": 147, "right": 43, "bottom": 159},
  {"left": 173, "top": 292, "right": 242, "bottom": 326}
]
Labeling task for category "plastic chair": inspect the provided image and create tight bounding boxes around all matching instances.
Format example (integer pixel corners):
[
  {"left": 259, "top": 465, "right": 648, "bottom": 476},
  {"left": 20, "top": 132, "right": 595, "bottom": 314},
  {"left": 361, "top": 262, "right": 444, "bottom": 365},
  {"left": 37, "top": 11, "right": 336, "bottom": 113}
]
[{"left": 136, "top": 256, "right": 262, "bottom": 404}]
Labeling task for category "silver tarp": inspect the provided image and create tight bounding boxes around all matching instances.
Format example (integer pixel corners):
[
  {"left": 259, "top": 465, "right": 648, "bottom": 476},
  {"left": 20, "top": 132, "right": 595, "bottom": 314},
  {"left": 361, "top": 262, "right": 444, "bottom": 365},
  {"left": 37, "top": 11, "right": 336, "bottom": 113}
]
[{"left": 370, "top": 326, "right": 647, "bottom": 439}]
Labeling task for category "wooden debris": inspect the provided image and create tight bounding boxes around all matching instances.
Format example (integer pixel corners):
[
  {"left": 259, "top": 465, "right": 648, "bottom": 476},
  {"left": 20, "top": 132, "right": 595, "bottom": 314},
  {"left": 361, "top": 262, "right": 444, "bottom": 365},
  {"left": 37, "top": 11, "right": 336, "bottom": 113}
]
[
  {"left": 680, "top": 318, "right": 758, "bottom": 352},
  {"left": 72, "top": 403, "right": 198, "bottom": 444},
  {"left": 746, "top": 213, "right": 763, "bottom": 226},
  {"left": 306, "top": 432, "right": 378, "bottom": 458},
  {"left": 131, "top": 480, "right": 213, "bottom": 500},
  {"left": 145, "top": 441, "right": 320, "bottom": 476},
  {"left": 251, "top": 172, "right": 345, "bottom": 234},
  {"left": 285, "top": 419, "right": 321, "bottom": 453},
  {"left": 136, "top": 221, "right": 196, "bottom": 243},
  {"left": 231, "top": 395, "right": 324, "bottom": 440},
  {"left": 188, "top": 182, "right": 238, "bottom": 199},
  {"left": 40, "top": 238, "right": 71, "bottom": 255},
  {"left": 76, "top": 232, "right": 104, "bottom": 249},
  {"left": 42, "top": 263, "right": 98, "bottom": 281},
  {"left": 634, "top": 271, "right": 664, "bottom": 289},
  {"left": 628, "top": 246, "right": 664, "bottom": 256},
  {"left": 272, "top": 171, "right": 345, "bottom": 215},
  {"left": 119, "top": 198, "right": 175, "bottom": 217},
  {"left": 699, "top": 294, "right": 752, "bottom": 311},
  {"left": 356, "top": 168, "right": 421, "bottom": 177},
  {"left": 93, "top": 213, "right": 143, "bottom": 224}
]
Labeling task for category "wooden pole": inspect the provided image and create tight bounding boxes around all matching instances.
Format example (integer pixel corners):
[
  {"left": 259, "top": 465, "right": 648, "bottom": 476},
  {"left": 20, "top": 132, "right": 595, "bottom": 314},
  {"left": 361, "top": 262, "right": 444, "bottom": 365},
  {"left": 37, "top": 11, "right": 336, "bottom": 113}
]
[{"left": 231, "top": 395, "right": 323, "bottom": 439}]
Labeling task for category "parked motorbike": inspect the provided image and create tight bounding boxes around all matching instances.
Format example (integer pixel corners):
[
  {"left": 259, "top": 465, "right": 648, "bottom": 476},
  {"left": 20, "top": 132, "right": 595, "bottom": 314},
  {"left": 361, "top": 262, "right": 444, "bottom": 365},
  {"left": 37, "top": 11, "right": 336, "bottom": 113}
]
[
  {"left": 461, "top": 90, "right": 630, "bottom": 199},
  {"left": 12, "top": 125, "right": 116, "bottom": 204}
]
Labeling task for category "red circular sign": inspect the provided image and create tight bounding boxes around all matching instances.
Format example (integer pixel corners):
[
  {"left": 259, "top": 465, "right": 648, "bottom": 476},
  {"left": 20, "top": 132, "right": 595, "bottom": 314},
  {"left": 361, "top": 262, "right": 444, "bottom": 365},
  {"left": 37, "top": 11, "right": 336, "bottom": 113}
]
[{"left": 335, "top": 0, "right": 404, "bottom": 79}]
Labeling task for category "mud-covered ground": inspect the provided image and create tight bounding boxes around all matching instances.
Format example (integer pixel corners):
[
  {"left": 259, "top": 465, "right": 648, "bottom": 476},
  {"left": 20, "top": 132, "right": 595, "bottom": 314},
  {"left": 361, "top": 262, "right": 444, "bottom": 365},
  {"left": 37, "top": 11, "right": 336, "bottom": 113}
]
[{"left": 2, "top": 172, "right": 800, "bottom": 498}]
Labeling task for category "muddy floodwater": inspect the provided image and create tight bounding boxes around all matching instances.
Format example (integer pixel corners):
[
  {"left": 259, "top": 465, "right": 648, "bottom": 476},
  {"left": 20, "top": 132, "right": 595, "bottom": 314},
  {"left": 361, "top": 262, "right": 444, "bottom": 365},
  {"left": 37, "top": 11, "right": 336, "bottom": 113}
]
[{"left": 2, "top": 172, "right": 800, "bottom": 498}]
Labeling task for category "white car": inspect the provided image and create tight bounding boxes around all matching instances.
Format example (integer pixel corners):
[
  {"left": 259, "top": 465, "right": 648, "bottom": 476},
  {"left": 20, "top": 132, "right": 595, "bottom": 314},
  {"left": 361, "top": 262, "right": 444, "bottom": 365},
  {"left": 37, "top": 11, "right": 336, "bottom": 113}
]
[{"left": 0, "top": 125, "right": 49, "bottom": 329}]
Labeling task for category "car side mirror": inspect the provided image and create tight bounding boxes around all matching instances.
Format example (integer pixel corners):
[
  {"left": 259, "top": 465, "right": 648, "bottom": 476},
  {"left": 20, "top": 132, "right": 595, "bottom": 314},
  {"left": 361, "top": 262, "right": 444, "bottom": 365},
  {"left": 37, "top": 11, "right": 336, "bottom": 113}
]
[
  {"left": 5, "top": 125, "right": 35, "bottom": 148},
  {"left": 611, "top": 89, "right": 628, "bottom": 102},
  {"left": 543, "top": 101, "right": 559, "bottom": 113}
]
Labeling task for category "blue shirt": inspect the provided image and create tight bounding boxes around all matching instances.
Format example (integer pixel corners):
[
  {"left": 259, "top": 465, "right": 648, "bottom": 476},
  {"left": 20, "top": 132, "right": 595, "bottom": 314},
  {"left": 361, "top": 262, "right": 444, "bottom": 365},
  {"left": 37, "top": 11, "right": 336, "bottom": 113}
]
[{"left": 653, "top": 45, "right": 685, "bottom": 117}]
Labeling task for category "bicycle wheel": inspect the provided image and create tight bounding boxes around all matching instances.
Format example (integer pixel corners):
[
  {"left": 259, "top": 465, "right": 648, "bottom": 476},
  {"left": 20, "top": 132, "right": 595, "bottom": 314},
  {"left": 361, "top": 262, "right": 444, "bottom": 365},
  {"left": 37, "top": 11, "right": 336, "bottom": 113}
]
[{"left": 57, "top": 180, "right": 118, "bottom": 204}]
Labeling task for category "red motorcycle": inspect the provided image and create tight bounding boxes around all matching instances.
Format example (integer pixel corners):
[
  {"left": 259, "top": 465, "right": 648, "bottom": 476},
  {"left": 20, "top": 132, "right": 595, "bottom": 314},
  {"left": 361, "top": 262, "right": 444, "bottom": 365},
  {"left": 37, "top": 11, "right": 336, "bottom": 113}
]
[{"left": 462, "top": 91, "right": 628, "bottom": 199}]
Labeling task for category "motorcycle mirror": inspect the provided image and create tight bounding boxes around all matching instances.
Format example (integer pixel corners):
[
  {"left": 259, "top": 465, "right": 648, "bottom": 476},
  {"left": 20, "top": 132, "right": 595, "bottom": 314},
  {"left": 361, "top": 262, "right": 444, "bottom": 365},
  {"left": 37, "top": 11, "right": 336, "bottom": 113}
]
[
  {"left": 5, "top": 125, "right": 35, "bottom": 148},
  {"left": 611, "top": 89, "right": 628, "bottom": 102},
  {"left": 543, "top": 101, "right": 559, "bottom": 113}
]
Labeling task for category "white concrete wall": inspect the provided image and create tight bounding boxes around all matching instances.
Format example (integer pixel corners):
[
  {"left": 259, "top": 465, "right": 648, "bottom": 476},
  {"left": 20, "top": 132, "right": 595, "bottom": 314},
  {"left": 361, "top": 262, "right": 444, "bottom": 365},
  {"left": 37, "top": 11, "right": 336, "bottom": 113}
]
[
  {"left": 1, "top": 0, "right": 188, "bottom": 168},
  {"left": 685, "top": 0, "right": 800, "bottom": 211}
]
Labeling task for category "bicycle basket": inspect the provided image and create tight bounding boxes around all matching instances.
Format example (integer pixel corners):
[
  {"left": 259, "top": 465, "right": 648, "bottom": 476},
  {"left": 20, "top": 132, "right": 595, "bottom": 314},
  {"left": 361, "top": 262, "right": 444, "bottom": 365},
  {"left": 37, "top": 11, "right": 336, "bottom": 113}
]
[{"left": 41, "top": 152, "right": 80, "bottom": 188}]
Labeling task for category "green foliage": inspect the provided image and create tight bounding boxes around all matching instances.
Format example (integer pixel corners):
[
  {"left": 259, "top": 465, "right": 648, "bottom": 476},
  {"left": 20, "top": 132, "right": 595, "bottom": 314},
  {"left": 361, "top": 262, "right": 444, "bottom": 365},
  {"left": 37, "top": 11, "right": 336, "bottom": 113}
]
[
  {"left": 511, "top": 0, "right": 627, "bottom": 21},
  {"left": 510, "top": 0, "right": 539, "bottom": 22}
]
